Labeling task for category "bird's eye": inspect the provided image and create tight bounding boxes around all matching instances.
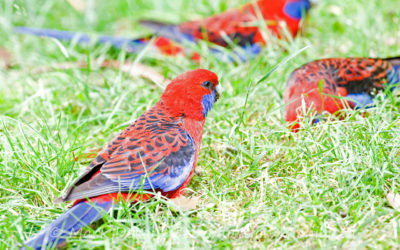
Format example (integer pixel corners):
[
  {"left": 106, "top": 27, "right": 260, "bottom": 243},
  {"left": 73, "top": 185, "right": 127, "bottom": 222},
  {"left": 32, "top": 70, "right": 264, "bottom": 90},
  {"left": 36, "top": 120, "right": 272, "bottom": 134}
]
[{"left": 202, "top": 81, "right": 213, "bottom": 89}]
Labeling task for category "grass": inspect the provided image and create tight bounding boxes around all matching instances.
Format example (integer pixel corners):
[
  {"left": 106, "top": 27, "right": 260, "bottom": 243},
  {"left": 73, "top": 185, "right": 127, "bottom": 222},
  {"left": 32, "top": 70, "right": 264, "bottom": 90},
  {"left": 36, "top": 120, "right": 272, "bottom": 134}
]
[{"left": 1, "top": 0, "right": 400, "bottom": 248}]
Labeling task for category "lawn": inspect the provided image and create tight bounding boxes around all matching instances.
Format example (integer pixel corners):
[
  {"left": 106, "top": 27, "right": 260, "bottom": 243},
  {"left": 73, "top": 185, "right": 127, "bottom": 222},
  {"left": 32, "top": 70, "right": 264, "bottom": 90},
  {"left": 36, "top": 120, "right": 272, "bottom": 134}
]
[{"left": 1, "top": 0, "right": 400, "bottom": 248}]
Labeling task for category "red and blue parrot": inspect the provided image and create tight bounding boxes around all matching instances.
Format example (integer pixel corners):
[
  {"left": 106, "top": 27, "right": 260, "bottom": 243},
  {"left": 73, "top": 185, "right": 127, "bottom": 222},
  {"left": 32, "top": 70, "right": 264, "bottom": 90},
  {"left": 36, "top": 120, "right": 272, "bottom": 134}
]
[
  {"left": 14, "top": 0, "right": 310, "bottom": 62},
  {"left": 21, "top": 69, "right": 221, "bottom": 249},
  {"left": 284, "top": 57, "right": 400, "bottom": 131},
  {"left": 140, "top": 0, "right": 311, "bottom": 60},
  {"left": 141, "top": 0, "right": 310, "bottom": 46}
]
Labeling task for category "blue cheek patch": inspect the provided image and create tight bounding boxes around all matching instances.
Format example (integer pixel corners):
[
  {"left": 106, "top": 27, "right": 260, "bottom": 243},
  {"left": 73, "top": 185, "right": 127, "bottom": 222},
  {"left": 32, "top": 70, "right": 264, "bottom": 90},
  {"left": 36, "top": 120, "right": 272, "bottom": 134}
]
[
  {"left": 347, "top": 93, "right": 373, "bottom": 109},
  {"left": 284, "top": 0, "right": 311, "bottom": 20},
  {"left": 201, "top": 89, "right": 217, "bottom": 117}
]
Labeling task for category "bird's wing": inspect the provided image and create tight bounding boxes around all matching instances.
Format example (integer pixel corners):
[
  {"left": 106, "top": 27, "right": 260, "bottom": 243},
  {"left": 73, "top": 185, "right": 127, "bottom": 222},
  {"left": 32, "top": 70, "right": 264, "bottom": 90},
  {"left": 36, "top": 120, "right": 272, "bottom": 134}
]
[
  {"left": 335, "top": 58, "right": 392, "bottom": 90},
  {"left": 101, "top": 124, "right": 196, "bottom": 192},
  {"left": 62, "top": 112, "right": 196, "bottom": 202}
]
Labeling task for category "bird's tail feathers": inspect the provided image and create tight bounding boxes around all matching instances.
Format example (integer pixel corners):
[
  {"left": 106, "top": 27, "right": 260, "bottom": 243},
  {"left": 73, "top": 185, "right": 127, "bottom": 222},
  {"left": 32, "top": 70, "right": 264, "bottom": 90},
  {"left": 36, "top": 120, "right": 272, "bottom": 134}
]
[
  {"left": 14, "top": 26, "right": 147, "bottom": 53},
  {"left": 139, "top": 20, "right": 194, "bottom": 43},
  {"left": 14, "top": 26, "right": 90, "bottom": 43},
  {"left": 139, "top": 20, "right": 174, "bottom": 32},
  {"left": 21, "top": 200, "right": 113, "bottom": 250}
]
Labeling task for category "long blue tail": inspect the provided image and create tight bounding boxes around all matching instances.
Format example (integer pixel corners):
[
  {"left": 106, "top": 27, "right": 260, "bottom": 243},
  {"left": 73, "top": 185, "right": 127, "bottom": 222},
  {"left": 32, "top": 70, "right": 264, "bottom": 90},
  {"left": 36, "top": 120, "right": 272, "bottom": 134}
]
[
  {"left": 14, "top": 26, "right": 147, "bottom": 53},
  {"left": 21, "top": 200, "right": 113, "bottom": 250}
]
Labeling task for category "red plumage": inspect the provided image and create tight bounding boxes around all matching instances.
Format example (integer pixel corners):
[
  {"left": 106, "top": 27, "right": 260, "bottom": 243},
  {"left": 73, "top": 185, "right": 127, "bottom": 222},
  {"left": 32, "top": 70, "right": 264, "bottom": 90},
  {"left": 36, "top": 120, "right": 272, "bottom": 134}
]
[
  {"left": 22, "top": 69, "right": 221, "bottom": 249},
  {"left": 63, "top": 68, "right": 220, "bottom": 203},
  {"left": 284, "top": 57, "right": 400, "bottom": 131},
  {"left": 153, "top": 36, "right": 184, "bottom": 55},
  {"left": 179, "top": 0, "right": 310, "bottom": 46}
]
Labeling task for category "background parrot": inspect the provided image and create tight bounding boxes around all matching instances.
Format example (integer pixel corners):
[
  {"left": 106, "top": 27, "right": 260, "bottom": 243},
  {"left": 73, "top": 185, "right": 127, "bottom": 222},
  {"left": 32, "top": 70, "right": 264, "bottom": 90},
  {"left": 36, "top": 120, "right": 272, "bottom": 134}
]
[
  {"left": 14, "top": 0, "right": 310, "bottom": 62},
  {"left": 284, "top": 57, "right": 400, "bottom": 131},
  {"left": 21, "top": 69, "right": 222, "bottom": 249},
  {"left": 139, "top": 0, "right": 311, "bottom": 49}
]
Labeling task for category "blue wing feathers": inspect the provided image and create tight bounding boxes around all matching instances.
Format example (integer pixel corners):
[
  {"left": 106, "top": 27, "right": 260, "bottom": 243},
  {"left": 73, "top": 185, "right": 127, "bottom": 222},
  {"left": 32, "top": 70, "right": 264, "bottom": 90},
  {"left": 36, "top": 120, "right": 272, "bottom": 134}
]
[
  {"left": 115, "top": 133, "right": 195, "bottom": 192},
  {"left": 62, "top": 126, "right": 196, "bottom": 201}
]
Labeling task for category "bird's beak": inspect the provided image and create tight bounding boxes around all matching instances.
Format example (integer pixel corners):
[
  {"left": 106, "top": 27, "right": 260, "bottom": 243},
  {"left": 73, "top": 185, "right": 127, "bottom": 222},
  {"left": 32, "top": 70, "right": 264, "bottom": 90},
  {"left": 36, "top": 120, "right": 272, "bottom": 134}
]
[{"left": 215, "top": 83, "right": 222, "bottom": 101}]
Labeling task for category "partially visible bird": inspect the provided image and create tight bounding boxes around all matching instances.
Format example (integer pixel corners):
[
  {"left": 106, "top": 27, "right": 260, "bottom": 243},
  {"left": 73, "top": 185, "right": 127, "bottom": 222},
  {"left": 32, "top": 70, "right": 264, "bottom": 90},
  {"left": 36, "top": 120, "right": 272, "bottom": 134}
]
[
  {"left": 284, "top": 57, "right": 400, "bottom": 131},
  {"left": 21, "top": 69, "right": 221, "bottom": 249},
  {"left": 14, "top": 0, "right": 310, "bottom": 62},
  {"left": 139, "top": 0, "right": 311, "bottom": 48}
]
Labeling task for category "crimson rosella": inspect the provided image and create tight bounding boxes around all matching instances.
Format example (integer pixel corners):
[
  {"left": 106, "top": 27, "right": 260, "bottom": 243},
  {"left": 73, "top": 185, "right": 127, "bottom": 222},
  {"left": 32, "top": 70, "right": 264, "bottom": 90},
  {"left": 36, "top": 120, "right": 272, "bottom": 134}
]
[
  {"left": 21, "top": 69, "right": 221, "bottom": 249},
  {"left": 15, "top": 0, "right": 310, "bottom": 62},
  {"left": 284, "top": 57, "right": 400, "bottom": 131},
  {"left": 140, "top": 0, "right": 311, "bottom": 59}
]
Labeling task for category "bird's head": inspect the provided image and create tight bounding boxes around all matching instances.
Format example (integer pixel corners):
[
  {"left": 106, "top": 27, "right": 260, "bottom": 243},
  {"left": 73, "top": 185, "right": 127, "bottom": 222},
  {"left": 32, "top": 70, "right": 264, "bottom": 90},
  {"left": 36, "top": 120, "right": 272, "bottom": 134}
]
[{"left": 160, "top": 69, "right": 222, "bottom": 120}]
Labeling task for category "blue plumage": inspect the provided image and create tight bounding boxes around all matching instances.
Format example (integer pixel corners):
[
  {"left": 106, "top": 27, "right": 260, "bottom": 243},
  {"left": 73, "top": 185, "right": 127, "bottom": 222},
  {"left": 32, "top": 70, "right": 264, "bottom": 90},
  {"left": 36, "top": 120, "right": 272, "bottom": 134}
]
[
  {"left": 21, "top": 201, "right": 113, "bottom": 250},
  {"left": 201, "top": 89, "right": 218, "bottom": 117},
  {"left": 284, "top": 0, "right": 311, "bottom": 20},
  {"left": 347, "top": 93, "right": 374, "bottom": 108},
  {"left": 14, "top": 27, "right": 146, "bottom": 53},
  {"left": 387, "top": 64, "right": 400, "bottom": 90},
  {"left": 210, "top": 43, "right": 262, "bottom": 63}
]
